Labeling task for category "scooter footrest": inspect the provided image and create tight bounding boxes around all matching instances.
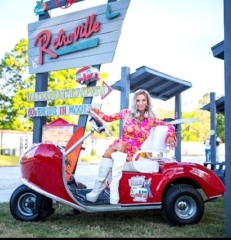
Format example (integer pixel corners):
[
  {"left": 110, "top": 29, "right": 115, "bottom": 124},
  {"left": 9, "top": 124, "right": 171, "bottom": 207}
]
[{"left": 76, "top": 189, "right": 110, "bottom": 205}]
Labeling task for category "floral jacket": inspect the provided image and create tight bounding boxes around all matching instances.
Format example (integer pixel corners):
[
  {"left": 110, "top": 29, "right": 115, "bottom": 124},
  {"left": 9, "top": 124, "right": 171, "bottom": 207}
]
[{"left": 92, "top": 108, "right": 176, "bottom": 161}]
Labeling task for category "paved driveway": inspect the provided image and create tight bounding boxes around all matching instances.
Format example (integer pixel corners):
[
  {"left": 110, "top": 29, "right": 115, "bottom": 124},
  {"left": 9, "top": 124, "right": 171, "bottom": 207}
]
[{"left": 0, "top": 163, "right": 99, "bottom": 203}]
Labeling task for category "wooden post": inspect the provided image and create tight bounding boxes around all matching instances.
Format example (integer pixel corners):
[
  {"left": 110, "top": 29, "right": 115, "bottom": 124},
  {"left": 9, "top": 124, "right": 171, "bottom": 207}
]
[
  {"left": 210, "top": 92, "right": 216, "bottom": 168},
  {"left": 32, "top": 12, "right": 51, "bottom": 143},
  {"left": 175, "top": 94, "right": 181, "bottom": 162},
  {"left": 119, "top": 67, "right": 130, "bottom": 137},
  {"left": 224, "top": 0, "right": 231, "bottom": 237}
]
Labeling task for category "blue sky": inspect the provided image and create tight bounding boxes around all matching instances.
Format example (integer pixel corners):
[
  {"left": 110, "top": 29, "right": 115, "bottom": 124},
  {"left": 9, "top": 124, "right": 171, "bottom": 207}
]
[{"left": 0, "top": 0, "right": 224, "bottom": 114}]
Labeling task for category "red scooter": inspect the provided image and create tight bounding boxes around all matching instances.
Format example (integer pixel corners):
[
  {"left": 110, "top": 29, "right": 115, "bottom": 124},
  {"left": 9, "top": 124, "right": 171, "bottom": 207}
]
[{"left": 9, "top": 112, "right": 225, "bottom": 226}]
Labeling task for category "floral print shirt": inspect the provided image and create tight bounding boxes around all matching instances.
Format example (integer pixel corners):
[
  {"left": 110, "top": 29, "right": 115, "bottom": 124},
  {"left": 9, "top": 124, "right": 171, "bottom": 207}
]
[{"left": 93, "top": 108, "right": 176, "bottom": 162}]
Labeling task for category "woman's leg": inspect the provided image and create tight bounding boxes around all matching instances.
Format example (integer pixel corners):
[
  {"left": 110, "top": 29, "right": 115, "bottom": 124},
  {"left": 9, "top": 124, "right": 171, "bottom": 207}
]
[
  {"left": 86, "top": 142, "right": 127, "bottom": 204},
  {"left": 216, "top": 147, "right": 220, "bottom": 162},
  {"left": 208, "top": 149, "right": 211, "bottom": 161},
  {"left": 205, "top": 149, "right": 210, "bottom": 161},
  {"left": 109, "top": 142, "right": 127, "bottom": 204},
  {"left": 86, "top": 157, "right": 113, "bottom": 202}
]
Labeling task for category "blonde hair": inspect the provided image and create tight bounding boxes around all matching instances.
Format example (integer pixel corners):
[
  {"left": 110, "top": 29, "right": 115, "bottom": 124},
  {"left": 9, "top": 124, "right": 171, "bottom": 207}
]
[{"left": 124, "top": 89, "right": 156, "bottom": 124}]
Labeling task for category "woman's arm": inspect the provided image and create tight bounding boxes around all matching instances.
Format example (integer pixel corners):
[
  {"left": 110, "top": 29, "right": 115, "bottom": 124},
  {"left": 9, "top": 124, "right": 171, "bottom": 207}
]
[
  {"left": 150, "top": 118, "right": 177, "bottom": 149},
  {"left": 88, "top": 108, "right": 130, "bottom": 122}
]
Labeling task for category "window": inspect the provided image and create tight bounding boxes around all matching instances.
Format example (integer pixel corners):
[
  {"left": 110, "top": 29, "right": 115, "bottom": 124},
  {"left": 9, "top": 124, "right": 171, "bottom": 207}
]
[{"left": 76, "top": 74, "right": 81, "bottom": 80}]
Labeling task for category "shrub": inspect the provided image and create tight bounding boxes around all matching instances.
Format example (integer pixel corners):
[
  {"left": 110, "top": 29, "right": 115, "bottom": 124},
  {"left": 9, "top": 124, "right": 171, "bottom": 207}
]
[{"left": 90, "top": 148, "right": 96, "bottom": 156}]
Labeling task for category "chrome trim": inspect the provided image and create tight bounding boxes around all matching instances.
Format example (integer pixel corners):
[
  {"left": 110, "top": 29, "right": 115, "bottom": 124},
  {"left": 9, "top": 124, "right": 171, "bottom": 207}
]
[
  {"left": 21, "top": 179, "right": 163, "bottom": 212},
  {"left": 84, "top": 204, "right": 162, "bottom": 212}
]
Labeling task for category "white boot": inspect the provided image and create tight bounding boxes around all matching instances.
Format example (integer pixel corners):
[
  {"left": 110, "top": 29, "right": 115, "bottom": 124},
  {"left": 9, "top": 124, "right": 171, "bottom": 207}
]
[
  {"left": 86, "top": 158, "right": 113, "bottom": 202},
  {"left": 110, "top": 152, "right": 127, "bottom": 204}
]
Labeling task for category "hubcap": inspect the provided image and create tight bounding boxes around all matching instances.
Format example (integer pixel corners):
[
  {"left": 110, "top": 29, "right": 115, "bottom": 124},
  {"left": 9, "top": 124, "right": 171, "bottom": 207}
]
[
  {"left": 175, "top": 196, "right": 196, "bottom": 219},
  {"left": 17, "top": 192, "right": 37, "bottom": 216}
]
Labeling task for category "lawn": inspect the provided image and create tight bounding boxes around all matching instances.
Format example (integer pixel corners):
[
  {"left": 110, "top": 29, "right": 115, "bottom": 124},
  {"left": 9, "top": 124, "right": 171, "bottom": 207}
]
[
  {"left": 0, "top": 196, "right": 226, "bottom": 238},
  {"left": 0, "top": 155, "right": 20, "bottom": 166}
]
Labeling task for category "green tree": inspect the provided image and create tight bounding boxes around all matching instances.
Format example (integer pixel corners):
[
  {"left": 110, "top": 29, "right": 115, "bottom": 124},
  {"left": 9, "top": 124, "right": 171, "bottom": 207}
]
[
  {"left": 216, "top": 113, "right": 225, "bottom": 142},
  {"left": 198, "top": 93, "right": 225, "bottom": 142},
  {"left": 198, "top": 93, "right": 210, "bottom": 106},
  {"left": 0, "top": 39, "right": 109, "bottom": 131},
  {"left": 181, "top": 111, "right": 200, "bottom": 141},
  {"left": 0, "top": 38, "right": 31, "bottom": 130}
]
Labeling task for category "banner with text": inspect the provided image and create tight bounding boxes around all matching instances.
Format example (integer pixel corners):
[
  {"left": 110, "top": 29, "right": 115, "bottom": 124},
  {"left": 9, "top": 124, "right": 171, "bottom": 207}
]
[
  {"left": 27, "top": 104, "right": 102, "bottom": 117},
  {"left": 27, "top": 82, "right": 112, "bottom": 102}
]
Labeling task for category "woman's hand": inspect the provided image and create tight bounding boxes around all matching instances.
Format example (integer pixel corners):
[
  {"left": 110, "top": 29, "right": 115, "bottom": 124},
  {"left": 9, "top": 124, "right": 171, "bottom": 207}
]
[
  {"left": 166, "top": 136, "right": 177, "bottom": 150},
  {"left": 87, "top": 108, "right": 97, "bottom": 114},
  {"left": 87, "top": 108, "right": 101, "bottom": 118}
]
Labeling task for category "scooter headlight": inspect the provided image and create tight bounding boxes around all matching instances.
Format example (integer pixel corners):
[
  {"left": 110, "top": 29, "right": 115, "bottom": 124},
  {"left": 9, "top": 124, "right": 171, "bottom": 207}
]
[{"left": 19, "top": 143, "right": 39, "bottom": 164}]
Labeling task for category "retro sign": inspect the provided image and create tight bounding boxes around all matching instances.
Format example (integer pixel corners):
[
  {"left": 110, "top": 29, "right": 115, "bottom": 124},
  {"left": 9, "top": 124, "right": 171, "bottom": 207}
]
[
  {"left": 28, "top": 0, "right": 131, "bottom": 74},
  {"left": 75, "top": 66, "right": 100, "bottom": 85},
  {"left": 26, "top": 81, "right": 113, "bottom": 102},
  {"left": 27, "top": 104, "right": 102, "bottom": 117}
]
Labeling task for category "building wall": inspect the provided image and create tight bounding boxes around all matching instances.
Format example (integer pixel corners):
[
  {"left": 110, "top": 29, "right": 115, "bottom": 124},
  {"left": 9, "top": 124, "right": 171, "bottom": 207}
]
[{"left": 0, "top": 130, "right": 33, "bottom": 156}]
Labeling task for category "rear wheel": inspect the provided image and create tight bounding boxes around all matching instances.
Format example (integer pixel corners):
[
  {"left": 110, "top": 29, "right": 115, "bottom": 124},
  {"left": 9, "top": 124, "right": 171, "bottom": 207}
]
[
  {"left": 162, "top": 184, "right": 204, "bottom": 226},
  {"left": 9, "top": 184, "right": 54, "bottom": 222}
]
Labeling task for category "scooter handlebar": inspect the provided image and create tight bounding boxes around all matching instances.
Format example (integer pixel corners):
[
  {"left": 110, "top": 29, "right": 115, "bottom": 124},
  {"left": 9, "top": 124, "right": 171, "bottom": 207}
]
[{"left": 89, "top": 117, "right": 106, "bottom": 134}]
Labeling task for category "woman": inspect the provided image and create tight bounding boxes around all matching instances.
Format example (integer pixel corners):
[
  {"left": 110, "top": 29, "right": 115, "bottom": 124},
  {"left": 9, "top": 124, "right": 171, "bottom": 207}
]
[
  {"left": 86, "top": 89, "right": 177, "bottom": 204},
  {"left": 204, "top": 136, "right": 211, "bottom": 162},
  {"left": 216, "top": 136, "right": 222, "bottom": 162}
]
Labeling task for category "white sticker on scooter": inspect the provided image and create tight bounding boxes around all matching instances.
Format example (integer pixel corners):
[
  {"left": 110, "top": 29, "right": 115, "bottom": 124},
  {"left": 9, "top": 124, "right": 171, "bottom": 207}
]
[{"left": 128, "top": 176, "right": 153, "bottom": 202}]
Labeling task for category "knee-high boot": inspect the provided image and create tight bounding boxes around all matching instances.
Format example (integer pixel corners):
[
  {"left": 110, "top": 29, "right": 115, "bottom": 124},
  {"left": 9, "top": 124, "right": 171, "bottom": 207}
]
[
  {"left": 110, "top": 152, "right": 127, "bottom": 204},
  {"left": 86, "top": 158, "right": 113, "bottom": 202}
]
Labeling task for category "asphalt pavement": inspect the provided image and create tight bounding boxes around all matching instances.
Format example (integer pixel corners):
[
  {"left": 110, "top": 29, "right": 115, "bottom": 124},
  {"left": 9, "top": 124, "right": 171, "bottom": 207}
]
[{"left": 0, "top": 155, "right": 224, "bottom": 203}]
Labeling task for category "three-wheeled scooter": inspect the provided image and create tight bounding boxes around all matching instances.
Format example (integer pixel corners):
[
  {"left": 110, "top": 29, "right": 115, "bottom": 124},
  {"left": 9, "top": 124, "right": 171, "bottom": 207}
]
[{"left": 9, "top": 111, "right": 225, "bottom": 226}]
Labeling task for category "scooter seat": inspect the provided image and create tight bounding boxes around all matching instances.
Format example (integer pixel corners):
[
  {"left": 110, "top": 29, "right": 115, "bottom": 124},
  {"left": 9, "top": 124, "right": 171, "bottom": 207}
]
[
  {"left": 141, "top": 126, "right": 169, "bottom": 153},
  {"left": 123, "top": 158, "right": 159, "bottom": 173},
  {"left": 122, "top": 126, "right": 169, "bottom": 173}
]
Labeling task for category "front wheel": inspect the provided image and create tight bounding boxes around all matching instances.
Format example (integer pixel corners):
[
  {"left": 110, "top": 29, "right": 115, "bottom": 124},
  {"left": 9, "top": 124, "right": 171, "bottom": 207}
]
[
  {"left": 162, "top": 184, "right": 204, "bottom": 226},
  {"left": 9, "top": 184, "right": 54, "bottom": 222},
  {"left": 84, "top": 80, "right": 90, "bottom": 85}
]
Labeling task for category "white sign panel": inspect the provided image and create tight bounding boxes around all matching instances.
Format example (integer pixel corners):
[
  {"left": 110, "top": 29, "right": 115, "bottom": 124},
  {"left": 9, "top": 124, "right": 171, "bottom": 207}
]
[
  {"left": 26, "top": 81, "right": 113, "bottom": 102},
  {"left": 27, "top": 104, "right": 102, "bottom": 117}
]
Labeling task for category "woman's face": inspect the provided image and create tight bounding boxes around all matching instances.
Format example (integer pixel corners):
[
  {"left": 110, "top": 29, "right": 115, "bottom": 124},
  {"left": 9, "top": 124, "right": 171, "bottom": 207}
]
[{"left": 136, "top": 94, "right": 147, "bottom": 112}]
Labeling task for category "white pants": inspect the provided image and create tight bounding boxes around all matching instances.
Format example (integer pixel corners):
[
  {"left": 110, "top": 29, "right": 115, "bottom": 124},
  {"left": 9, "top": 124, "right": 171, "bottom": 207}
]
[{"left": 216, "top": 146, "right": 219, "bottom": 162}]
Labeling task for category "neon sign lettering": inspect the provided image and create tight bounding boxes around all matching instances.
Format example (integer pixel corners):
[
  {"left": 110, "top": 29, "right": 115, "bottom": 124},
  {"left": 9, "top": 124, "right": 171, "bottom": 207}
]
[{"left": 33, "top": 14, "right": 100, "bottom": 65}]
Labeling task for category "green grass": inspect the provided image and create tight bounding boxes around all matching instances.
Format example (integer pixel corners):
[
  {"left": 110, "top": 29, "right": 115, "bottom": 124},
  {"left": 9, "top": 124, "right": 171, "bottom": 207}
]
[
  {"left": 0, "top": 155, "right": 20, "bottom": 166},
  {"left": 0, "top": 196, "right": 226, "bottom": 238},
  {"left": 80, "top": 155, "right": 101, "bottom": 162}
]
